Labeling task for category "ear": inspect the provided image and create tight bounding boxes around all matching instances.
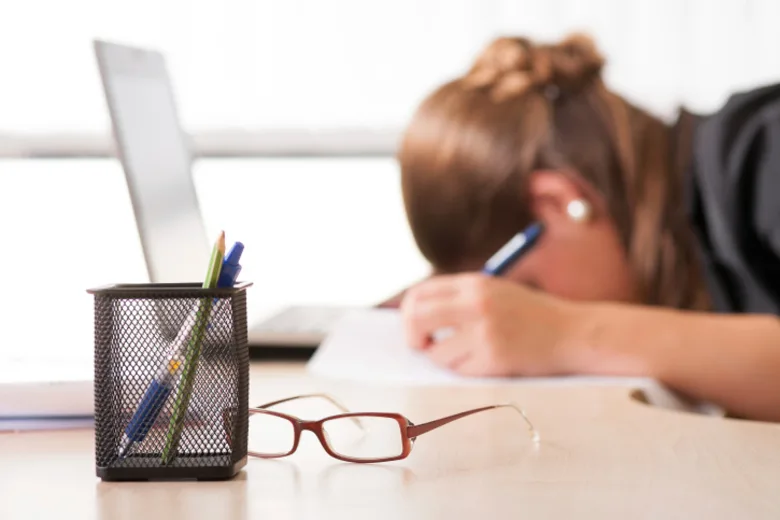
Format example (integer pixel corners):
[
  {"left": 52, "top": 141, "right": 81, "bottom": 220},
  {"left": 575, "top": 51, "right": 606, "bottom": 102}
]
[{"left": 526, "top": 170, "right": 603, "bottom": 226}]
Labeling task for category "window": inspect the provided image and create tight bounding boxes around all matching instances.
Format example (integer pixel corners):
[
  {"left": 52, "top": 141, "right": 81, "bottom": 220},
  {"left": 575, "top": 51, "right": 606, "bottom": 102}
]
[
  {"left": 0, "top": 157, "right": 428, "bottom": 362},
  {"left": 2, "top": 0, "right": 779, "bottom": 153}
]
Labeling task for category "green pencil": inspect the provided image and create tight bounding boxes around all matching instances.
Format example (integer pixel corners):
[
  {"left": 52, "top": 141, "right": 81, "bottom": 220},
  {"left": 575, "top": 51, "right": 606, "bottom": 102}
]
[{"left": 161, "top": 231, "right": 226, "bottom": 464}]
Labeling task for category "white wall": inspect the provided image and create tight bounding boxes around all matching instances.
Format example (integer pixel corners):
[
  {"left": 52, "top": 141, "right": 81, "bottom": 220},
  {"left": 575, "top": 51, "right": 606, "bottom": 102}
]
[{"left": 1, "top": 0, "right": 779, "bottom": 140}]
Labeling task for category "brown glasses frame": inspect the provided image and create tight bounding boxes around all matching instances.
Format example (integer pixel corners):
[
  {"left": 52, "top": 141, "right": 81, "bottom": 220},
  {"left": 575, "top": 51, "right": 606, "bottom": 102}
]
[{"left": 224, "top": 393, "right": 538, "bottom": 464}]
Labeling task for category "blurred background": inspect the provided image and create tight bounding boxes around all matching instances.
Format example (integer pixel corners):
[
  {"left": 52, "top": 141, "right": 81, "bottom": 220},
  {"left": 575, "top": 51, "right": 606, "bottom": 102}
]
[{"left": 1, "top": 0, "right": 780, "bottom": 364}]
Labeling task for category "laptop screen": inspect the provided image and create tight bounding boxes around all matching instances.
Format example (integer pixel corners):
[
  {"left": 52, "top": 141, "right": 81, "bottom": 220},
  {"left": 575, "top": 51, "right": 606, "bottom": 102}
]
[{"left": 95, "top": 40, "right": 209, "bottom": 283}]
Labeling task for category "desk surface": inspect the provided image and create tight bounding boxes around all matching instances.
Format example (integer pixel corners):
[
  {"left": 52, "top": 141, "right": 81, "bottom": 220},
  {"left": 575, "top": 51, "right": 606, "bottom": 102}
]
[{"left": 2, "top": 362, "right": 779, "bottom": 520}]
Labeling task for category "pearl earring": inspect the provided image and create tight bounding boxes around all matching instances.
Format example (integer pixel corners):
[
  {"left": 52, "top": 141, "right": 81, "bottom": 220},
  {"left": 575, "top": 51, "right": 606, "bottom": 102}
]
[{"left": 566, "top": 199, "right": 591, "bottom": 222}]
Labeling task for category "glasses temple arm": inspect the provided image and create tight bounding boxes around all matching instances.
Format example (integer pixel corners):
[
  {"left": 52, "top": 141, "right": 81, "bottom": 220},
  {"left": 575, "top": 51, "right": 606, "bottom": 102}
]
[
  {"left": 406, "top": 404, "right": 538, "bottom": 441},
  {"left": 255, "top": 393, "right": 351, "bottom": 414},
  {"left": 251, "top": 393, "right": 364, "bottom": 430}
]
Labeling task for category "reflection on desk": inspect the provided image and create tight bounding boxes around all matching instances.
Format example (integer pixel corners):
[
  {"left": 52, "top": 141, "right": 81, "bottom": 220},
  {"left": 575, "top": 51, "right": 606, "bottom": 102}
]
[{"left": 1, "top": 361, "right": 779, "bottom": 520}]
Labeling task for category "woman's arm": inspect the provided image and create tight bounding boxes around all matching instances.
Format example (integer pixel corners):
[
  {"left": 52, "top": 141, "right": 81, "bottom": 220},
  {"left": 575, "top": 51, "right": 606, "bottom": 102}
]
[
  {"left": 573, "top": 303, "right": 780, "bottom": 422},
  {"left": 402, "top": 273, "right": 780, "bottom": 422}
]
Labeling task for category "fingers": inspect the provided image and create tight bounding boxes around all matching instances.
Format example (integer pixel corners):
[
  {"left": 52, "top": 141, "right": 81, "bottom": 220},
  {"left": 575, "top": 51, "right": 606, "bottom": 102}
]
[
  {"left": 401, "top": 274, "right": 486, "bottom": 350},
  {"left": 400, "top": 273, "right": 538, "bottom": 378},
  {"left": 423, "top": 333, "right": 473, "bottom": 370},
  {"left": 419, "top": 326, "right": 506, "bottom": 377},
  {"left": 401, "top": 296, "right": 472, "bottom": 350}
]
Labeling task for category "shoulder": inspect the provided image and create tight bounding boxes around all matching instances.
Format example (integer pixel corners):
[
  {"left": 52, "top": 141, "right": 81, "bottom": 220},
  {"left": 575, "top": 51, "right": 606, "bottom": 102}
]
[{"left": 684, "top": 83, "right": 780, "bottom": 314}]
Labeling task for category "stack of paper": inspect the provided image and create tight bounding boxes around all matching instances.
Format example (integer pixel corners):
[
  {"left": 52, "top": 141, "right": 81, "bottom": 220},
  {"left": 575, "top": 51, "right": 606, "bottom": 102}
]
[{"left": 0, "top": 358, "right": 94, "bottom": 432}]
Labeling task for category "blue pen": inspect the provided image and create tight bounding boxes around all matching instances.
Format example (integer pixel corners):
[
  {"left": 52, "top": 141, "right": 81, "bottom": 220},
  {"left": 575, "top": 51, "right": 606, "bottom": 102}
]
[
  {"left": 118, "top": 242, "right": 244, "bottom": 458},
  {"left": 216, "top": 241, "right": 244, "bottom": 292},
  {"left": 206, "top": 241, "right": 245, "bottom": 328},
  {"left": 482, "top": 222, "right": 544, "bottom": 276}
]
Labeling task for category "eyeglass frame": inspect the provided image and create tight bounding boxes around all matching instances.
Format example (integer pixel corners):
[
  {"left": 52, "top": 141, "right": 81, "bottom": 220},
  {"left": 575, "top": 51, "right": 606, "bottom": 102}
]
[{"left": 222, "top": 394, "right": 539, "bottom": 464}]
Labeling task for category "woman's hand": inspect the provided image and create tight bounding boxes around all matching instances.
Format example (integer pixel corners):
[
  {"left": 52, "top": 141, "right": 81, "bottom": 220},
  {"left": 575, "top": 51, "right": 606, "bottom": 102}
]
[{"left": 400, "top": 273, "right": 582, "bottom": 377}]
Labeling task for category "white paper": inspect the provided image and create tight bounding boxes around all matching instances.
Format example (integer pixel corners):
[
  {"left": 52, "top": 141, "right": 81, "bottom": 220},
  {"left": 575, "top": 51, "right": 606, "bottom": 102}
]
[
  {"left": 308, "top": 309, "right": 723, "bottom": 415},
  {"left": 0, "top": 359, "right": 94, "bottom": 417},
  {"left": 0, "top": 417, "right": 94, "bottom": 432}
]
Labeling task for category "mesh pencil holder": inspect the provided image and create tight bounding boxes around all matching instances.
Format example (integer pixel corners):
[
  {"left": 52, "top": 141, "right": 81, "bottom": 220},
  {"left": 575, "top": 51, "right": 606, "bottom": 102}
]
[{"left": 87, "top": 282, "right": 252, "bottom": 481}]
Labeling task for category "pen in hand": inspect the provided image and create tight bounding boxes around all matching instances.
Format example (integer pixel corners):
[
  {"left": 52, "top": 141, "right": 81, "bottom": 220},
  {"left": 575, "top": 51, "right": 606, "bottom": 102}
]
[
  {"left": 430, "top": 222, "right": 544, "bottom": 343},
  {"left": 481, "top": 222, "right": 544, "bottom": 276}
]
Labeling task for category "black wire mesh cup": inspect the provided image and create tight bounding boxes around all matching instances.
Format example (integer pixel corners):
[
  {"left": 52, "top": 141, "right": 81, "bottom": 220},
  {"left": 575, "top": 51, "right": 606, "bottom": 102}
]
[{"left": 87, "top": 282, "right": 252, "bottom": 481}]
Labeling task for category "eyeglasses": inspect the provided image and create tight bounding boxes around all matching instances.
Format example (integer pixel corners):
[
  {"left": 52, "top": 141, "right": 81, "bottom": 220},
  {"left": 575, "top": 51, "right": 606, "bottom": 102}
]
[{"left": 224, "top": 394, "right": 539, "bottom": 464}]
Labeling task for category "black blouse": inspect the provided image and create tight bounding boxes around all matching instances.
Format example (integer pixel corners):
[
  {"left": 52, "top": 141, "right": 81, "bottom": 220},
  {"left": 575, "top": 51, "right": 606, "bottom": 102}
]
[{"left": 686, "top": 83, "right": 780, "bottom": 314}]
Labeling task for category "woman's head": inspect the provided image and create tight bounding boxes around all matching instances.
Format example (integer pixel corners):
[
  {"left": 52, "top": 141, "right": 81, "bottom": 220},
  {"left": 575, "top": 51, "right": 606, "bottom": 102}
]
[{"left": 398, "top": 34, "right": 707, "bottom": 309}]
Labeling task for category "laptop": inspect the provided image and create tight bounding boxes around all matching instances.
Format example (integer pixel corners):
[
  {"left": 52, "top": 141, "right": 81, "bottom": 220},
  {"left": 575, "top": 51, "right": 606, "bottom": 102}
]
[{"left": 93, "top": 39, "right": 354, "bottom": 353}]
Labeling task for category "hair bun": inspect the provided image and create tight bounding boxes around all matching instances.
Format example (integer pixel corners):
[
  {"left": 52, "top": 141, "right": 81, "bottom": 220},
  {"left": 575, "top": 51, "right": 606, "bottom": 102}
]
[
  {"left": 548, "top": 33, "right": 605, "bottom": 89},
  {"left": 463, "top": 33, "right": 605, "bottom": 101}
]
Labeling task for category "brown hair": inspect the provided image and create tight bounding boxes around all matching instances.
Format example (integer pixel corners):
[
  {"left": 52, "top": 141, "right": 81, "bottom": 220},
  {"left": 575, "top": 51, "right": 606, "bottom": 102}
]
[{"left": 398, "top": 34, "right": 708, "bottom": 309}]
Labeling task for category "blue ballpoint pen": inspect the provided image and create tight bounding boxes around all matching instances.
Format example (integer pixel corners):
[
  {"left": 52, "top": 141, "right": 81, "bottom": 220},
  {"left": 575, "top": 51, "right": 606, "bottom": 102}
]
[
  {"left": 216, "top": 241, "right": 244, "bottom": 289},
  {"left": 482, "top": 222, "right": 544, "bottom": 276},
  {"left": 118, "top": 242, "right": 245, "bottom": 458}
]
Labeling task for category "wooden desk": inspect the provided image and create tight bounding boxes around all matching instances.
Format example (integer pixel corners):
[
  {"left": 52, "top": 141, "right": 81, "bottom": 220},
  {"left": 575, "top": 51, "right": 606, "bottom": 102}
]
[{"left": 2, "top": 362, "right": 779, "bottom": 519}]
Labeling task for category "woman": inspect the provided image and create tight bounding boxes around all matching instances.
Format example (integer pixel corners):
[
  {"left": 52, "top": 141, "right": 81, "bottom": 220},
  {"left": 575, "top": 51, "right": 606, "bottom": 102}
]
[{"left": 394, "top": 34, "right": 780, "bottom": 422}]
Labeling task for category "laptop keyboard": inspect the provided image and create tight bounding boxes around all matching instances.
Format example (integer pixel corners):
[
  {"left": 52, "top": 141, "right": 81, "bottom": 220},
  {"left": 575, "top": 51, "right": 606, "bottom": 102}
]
[{"left": 253, "top": 306, "right": 353, "bottom": 335}]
